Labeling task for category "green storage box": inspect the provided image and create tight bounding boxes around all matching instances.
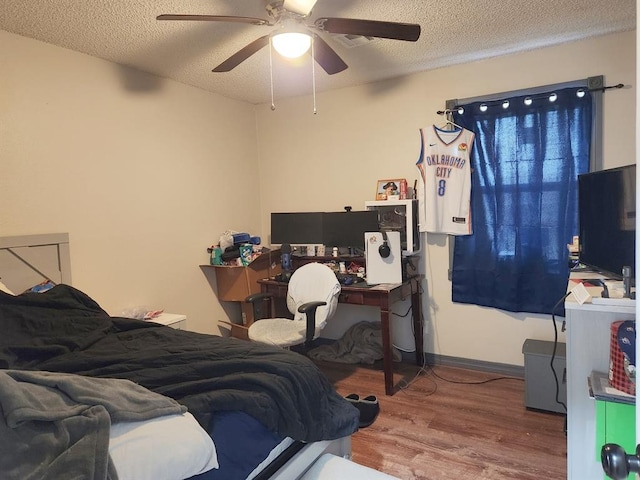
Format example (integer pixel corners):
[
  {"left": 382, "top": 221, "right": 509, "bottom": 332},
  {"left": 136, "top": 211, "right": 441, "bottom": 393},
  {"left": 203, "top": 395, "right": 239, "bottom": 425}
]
[{"left": 595, "top": 399, "right": 636, "bottom": 480}]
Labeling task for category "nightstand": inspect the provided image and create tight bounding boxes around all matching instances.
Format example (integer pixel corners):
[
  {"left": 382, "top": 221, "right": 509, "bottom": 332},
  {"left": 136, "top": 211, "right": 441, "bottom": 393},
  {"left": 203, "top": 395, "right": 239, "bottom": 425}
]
[{"left": 150, "top": 313, "right": 187, "bottom": 330}]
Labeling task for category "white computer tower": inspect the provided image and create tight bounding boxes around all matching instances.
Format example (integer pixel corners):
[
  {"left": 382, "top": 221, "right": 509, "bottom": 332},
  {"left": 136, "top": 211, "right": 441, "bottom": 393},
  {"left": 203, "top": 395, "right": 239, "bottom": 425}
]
[
  {"left": 365, "top": 231, "right": 402, "bottom": 284},
  {"left": 364, "top": 199, "right": 420, "bottom": 257}
]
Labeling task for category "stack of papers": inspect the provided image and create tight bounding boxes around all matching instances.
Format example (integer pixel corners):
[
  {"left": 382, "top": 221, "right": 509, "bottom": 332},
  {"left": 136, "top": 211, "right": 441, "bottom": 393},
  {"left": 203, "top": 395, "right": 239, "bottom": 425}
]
[{"left": 588, "top": 370, "right": 635, "bottom": 405}]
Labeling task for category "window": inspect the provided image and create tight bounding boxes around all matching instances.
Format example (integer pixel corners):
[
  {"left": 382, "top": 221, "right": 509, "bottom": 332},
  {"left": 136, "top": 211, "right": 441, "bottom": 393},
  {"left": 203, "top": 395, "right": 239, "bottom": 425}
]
[{"left": 450, "top": 84, "right": 595, "bottom": 314}]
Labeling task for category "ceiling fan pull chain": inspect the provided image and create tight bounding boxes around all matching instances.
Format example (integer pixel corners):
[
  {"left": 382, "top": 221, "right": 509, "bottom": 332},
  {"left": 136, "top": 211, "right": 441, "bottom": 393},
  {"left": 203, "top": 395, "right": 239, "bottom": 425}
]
[
  {"left": 269, "top": 36, "right": 276, "bottom": 111},
  {"left": 311, "top": 35, "right": 317, "bottom": 115}
]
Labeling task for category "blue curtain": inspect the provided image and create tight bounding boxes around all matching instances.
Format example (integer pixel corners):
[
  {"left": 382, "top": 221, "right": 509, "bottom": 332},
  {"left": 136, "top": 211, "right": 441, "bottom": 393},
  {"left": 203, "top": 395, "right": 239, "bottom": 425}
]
[{"left": 451, "top": 87, "right": 592, "bottom": 314}]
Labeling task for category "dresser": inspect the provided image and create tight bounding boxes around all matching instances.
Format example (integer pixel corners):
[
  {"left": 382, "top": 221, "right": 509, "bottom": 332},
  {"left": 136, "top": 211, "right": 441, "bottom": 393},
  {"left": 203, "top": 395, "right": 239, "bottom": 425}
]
[{"left": 564, "top": 275, "right": 635, "bottom": 479}]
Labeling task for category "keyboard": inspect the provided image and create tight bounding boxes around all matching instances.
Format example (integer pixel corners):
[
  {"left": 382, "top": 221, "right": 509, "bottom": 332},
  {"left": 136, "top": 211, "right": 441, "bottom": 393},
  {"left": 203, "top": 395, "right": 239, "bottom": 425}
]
[{"left": 335, "top": 273, "right": 364, "bottom": 285}]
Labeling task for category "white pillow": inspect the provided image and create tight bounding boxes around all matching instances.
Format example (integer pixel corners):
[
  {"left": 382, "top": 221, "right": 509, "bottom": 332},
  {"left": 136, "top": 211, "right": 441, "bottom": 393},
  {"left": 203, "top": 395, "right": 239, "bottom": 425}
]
[
  {"left": 109, "top": 412, "right": 218, "bottom": 480},
  {"left": 0, "top": 280, "right": 14, "bottom": 295}
]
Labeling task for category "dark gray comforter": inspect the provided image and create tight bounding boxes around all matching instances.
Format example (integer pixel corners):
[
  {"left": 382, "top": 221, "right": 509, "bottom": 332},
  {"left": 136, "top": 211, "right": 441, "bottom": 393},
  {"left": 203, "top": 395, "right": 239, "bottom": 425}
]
[
  {"left": 0, "top": 285, "right": 359, "bottom": 444},
  {"left": 0, "top": 369, "right": 186, "bottom": 480}
]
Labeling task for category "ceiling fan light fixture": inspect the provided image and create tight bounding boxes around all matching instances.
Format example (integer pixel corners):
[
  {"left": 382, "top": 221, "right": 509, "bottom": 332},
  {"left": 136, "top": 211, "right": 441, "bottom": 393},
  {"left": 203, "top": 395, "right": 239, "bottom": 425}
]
[{"left": 272, "top": 31, "right": 311, "bottom": 58}]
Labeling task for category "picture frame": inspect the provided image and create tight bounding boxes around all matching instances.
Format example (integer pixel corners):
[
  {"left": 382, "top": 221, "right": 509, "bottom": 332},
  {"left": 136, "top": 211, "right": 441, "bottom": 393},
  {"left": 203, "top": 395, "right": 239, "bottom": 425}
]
[{"left": 376, "top": 178, "right": 405, "bottom": 200}]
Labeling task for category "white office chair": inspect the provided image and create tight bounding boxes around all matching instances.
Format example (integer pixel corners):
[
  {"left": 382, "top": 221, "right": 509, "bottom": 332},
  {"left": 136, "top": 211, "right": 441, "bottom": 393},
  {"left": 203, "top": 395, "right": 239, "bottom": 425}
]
[{"left": 246, "top": 263, "right": 341, "bottom": 349}]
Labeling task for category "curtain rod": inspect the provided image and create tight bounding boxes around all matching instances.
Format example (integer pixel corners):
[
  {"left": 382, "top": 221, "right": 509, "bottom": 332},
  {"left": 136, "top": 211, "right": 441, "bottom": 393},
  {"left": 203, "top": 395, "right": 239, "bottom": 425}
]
[
  {"left": 438, "top": 77, "right": 624, "bottom": 114},
  {"left": 588, "top": 82, "right": 625, "bottom": 92},
  {"left": 436, "top": 83, "right": 627, "bottom": 115}
]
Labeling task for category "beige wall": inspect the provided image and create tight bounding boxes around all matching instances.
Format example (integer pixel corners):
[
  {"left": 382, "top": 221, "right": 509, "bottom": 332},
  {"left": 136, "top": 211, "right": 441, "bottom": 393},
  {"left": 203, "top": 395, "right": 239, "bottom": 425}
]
[
  {"left": 1, "top": 30, "right": 261, "bottom": 335},
  {"left": 2, "top": 28, "right": 635, "bottom": 367},
  {"left": 255, "top": 30, "right": 637, "bottom": 365}
]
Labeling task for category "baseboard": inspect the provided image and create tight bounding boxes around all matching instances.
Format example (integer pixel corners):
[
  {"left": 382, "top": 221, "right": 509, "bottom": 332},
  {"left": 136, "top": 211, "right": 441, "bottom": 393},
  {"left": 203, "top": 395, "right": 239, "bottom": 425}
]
[
  {"left": 315, "top": 337, "right": 525, "bottom": 379},
  {"left": 408, "top": 351, "right": 524, "bottom": 378}
]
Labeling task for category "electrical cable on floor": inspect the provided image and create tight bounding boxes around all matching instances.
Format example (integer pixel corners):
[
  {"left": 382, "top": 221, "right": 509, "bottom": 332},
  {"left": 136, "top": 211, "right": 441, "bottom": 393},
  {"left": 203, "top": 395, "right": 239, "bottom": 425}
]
[
  {"left": 395, "top": 295, "right": 438, "bottom": 395},
  {"left": 397, "top": 246, "right": 522, "bottom": 391},
  {"left": 396, "top": 328, "right": 438, "bottom": 397},
  {"left": 397, "top": 359, "right": 438, "bottom": 397},
  {"left": 397, "top": 241, "right": 566, "bottom": 413},
  {"left": 427, "top": 367, "right": 524, "bottom": 385},
  {"left": 397, "top": 351, "right": 523, "bottom": 394}
]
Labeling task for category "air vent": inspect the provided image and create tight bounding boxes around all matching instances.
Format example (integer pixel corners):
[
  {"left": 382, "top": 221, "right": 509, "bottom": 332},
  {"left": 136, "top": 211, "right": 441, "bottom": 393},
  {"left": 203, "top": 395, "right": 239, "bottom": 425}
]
[{"left": 330, "top": 33, "right": 378, "bottom": 49}]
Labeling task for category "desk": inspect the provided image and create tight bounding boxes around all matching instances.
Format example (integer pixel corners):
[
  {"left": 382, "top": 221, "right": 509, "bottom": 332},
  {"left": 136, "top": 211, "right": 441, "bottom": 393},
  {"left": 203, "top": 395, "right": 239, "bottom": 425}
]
[{"left": 258, "top": 276, "right": 424, "bottom": 396}]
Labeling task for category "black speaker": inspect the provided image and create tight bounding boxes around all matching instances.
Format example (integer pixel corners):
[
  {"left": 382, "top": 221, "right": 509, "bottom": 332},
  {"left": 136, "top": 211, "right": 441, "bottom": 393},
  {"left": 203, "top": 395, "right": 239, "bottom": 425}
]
[{"left": 378, "top": 231, "right": 391, "bottom": 258}]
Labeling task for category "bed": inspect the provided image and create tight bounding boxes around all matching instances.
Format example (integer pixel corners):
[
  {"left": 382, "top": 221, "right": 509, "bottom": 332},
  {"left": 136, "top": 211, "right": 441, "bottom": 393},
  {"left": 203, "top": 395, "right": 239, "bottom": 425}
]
[{"left": 0, "top": 233, "right": 358, "bottom": 480}]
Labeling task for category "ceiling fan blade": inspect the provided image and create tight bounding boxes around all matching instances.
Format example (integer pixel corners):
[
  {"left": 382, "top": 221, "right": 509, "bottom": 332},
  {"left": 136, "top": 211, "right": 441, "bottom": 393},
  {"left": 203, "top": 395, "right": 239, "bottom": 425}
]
[
  {"left": 283, "top": 0, "right": 318, "bottom": 17},
  {"left": 312, "top": 34, "right": 348, "bottom": 75},
  {"left": 213, "top": 35, "right": 271, "bottom": 72},
  {"left": 315, "top": 18, "right": 421, "bottom": 42},
  {"left": 156, "top": 14, "right": 271, "bottom": 26}
]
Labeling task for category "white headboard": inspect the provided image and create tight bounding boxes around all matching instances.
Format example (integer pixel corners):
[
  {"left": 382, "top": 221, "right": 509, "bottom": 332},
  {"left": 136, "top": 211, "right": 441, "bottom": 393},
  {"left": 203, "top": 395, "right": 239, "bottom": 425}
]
[{"left": 0, "top": 233, "right": 71, "bottom": 293}]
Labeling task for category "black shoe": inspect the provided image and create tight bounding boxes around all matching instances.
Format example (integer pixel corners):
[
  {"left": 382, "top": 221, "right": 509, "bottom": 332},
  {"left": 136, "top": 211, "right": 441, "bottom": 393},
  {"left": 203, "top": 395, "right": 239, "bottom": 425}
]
[
  {"left": 345, "top": 393, "right": 360, "bottom": 403},
  {"left": 344, "top": 393, "right": 380, "bottom": 428},
  {"left": 358, "top": 395, "right": 380, "bottom": 428}
]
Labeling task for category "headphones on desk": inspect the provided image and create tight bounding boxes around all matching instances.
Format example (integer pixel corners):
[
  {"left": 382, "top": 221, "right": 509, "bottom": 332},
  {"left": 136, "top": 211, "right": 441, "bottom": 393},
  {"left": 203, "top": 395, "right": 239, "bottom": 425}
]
[{"left": 378, "top": 231, "right": 391, "bottom": 258}]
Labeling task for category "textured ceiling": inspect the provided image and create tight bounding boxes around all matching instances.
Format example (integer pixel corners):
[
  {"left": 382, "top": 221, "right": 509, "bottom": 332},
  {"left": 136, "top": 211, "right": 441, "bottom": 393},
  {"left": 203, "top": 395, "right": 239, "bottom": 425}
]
[{"left": 1, "top": 0, "right": 636, "bottom": 105}]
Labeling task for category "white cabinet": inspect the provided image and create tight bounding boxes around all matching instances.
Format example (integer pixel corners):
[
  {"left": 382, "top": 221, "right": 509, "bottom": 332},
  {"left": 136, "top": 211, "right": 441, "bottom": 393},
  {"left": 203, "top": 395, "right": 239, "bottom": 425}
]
[
  {"left": 150, "top": 313, "right": 187, "bottom": 330},
  {"left": 565, "top": 280, "right": 635, "bottom": 479}
]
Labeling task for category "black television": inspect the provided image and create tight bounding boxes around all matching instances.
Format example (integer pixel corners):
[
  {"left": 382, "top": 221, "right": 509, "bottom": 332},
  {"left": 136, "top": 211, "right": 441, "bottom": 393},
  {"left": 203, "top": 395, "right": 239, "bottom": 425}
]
[{"left": 578, "top": 164, "right": 636, "bottom": 280}]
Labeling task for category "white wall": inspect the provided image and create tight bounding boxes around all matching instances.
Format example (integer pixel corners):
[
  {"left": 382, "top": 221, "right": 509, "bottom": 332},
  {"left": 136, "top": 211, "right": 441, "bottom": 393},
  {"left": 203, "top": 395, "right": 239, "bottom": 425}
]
[
  {"left": 0, "top": 30, "right": 261, "bottom": 335},
  {"left": 255, "top": 30, "right": 637, "bottom": 366},
  {"left": 2, "top": 29, "right": 635, "bottom": 367}
]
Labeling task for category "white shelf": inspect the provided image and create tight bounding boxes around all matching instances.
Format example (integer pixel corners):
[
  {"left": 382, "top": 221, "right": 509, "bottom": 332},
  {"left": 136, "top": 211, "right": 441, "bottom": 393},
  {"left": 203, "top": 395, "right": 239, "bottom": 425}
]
[{"left": 148, "top": 313, "right": 187, "bottom": 330}]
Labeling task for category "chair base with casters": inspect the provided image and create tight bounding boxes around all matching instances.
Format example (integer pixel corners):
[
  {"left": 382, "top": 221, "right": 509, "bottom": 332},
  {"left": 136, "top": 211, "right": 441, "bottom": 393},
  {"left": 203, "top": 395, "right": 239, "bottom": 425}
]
[{"left": 245, "top": 263, "right": 341, "bottom": 350}]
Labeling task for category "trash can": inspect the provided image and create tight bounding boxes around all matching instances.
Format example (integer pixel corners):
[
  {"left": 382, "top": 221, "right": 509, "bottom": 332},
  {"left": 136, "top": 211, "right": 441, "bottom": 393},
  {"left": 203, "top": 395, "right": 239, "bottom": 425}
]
[{"left": 522, "top": 339, "right": 567, "bottom": 414}]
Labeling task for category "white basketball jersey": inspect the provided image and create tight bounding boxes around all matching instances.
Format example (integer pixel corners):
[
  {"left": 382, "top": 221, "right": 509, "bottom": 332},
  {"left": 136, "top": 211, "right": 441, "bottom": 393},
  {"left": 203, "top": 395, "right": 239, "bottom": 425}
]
[{"left": 416, "top": 126, "right": 474, "bottom": 235}]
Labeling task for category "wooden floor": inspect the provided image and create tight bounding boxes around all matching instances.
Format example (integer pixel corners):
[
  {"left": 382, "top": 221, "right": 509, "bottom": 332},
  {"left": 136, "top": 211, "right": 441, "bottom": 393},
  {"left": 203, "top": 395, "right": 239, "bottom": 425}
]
[{"left": 315, "top": 360, "right": 567, "bottom": 480}]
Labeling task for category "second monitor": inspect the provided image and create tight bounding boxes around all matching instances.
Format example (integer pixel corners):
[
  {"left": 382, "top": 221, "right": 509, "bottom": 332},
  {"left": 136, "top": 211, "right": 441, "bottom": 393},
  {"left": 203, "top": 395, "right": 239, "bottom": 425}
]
[{"left": 322, "top": 210, "right": 379, "bottom": 252}]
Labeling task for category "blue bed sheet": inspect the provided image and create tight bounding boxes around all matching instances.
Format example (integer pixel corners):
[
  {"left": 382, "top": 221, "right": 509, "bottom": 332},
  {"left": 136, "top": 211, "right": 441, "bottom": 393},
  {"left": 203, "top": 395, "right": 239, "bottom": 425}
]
[{"left": 190, "top": 411, "right": 286, "bottom": 480}]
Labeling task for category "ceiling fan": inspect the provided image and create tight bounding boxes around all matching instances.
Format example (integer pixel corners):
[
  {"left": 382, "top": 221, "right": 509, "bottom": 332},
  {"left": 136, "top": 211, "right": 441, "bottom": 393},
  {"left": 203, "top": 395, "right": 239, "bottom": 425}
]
[{"left": 156, "top": 0, "right": 421, "bottom": 75}]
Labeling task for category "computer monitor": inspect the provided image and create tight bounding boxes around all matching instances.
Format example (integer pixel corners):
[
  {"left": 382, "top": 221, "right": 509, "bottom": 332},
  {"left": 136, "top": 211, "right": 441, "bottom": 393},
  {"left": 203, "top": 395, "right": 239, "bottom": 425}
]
[
  {"left": 322, "top": 211, "right": 379, "bottom": 251},
  {"left": 578, "top": 164, "right": 636, "bottom": 280},
  {"left": 270, "top": 212, "right": 324, "bottom": 245}
]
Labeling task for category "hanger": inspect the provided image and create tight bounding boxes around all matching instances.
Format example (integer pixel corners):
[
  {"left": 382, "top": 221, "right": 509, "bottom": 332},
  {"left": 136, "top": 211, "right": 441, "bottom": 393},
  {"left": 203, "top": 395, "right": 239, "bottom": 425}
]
[{"left": 437, "top": 109, "right": 462, "bottom": 131}]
